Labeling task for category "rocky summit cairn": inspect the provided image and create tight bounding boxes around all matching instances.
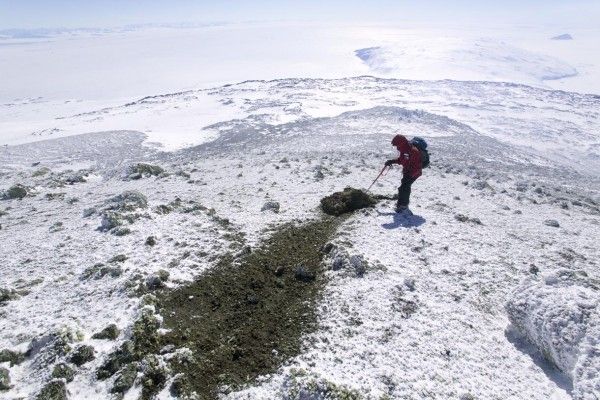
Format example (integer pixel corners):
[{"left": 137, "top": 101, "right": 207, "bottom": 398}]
[{"left": 320, "top": 187, "right": 376, "bottom": 216}]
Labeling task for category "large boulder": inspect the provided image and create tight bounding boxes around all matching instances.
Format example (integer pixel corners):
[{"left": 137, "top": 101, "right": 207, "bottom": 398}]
[
  {"left": 320, "top": 187, "right": 376, "bottom": 216},
  {"left": 506, "top": 270, "right": 600, "bottom": 398}
]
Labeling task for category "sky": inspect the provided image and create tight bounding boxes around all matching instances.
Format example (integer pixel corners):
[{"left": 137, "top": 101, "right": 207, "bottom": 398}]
[{"left": 1, "top": 0, "right": 599, "bottom": 30}]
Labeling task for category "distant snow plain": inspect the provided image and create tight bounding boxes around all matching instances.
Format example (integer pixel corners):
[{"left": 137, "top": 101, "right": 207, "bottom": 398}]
[{"left": 1, "top": 21, "right": 599, "bottom": 150}]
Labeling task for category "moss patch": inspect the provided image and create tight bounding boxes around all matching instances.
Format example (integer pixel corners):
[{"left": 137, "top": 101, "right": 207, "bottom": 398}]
[
  {"left": 320, "top": 187, "right": 376, "bottom": 216},
  {"left": 158, "top": 217, "right": 342, "bottom": 398}
]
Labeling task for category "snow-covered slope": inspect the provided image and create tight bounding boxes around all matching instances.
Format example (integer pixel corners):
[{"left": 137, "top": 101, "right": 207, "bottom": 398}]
[
  {"left": 1, "top": 75, "right": 599, "bottom": 399},
  {"left": 4, "top": 77, "right": 597, "bottom": 174}
]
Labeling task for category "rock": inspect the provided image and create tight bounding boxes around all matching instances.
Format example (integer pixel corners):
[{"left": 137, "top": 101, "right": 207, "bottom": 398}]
[
  {"left": 124, "top": 163, "right": 165, "bottom": 180},
  {"left": 146, "top": 270, "right": 169, "bottom": 290},
  {"left": 320, "top": 187, "right": 376, "bottom": 216},
  {"left": 64, "top": 173, "right": 87, "bottom": 184},
  {"left": 69, "top": 344, "right": 95, "bottom": 366},
  {"left": 170, "top": 373, "right": 189, "bottom": 397},
  {"left": 80, "top": 263, "right": 123, "bottom": 280},
  {"left": 320, "top": 242, "right": 335, "bottom": 254},
  {"left": 331, "top": 256, "right": 345, "bottom": 271},
  {"left": 97, "top": 341, "right": 135, "bottom": 380},
  {"left": 82, "top": 208, "right": 97, "bottom": 218},
  {"left": 111, "top": 363, "right": 138, "bottom": 394},
  {"left": 92, "top": 324, "right": 120, "bottom": 340},
  {"left": 1, "top": 184, "right": 28, "bottom": 200},
  {"left": 52, "top": 362, "right": 75, "bottom": 382},
  {"left": 49, "top": 222, "right": 64, "bottom": 233},
  {"left": 45, "top": 193, "right": 66, "bottom": 201},
  {"left": 544, "top": 219, "right": 560, "bottom": 228},
  {"left": 154, "top": 204, "right": 174, "bottom": 215},
  {"left": 261, "top": 201, "right": 280, "bottom": 213},
  {"left": 140, "top": 355, "right": 168, "bottom": 399},
  {"left": 109, "top": 254, "right": 128, "bottom": 263},
  {"left": 145, "top": 236, "right": 157, "bottom": 246},
  {"left": 36, "top": 380, "right": 67, "bottom": 400},
  {"left": 105, "top": 191, "right": 148, "bottom": 212},
  {"left": 113, "top": 227, "right": 132, "bottom": 236},
  {"left": 132, "top": 309, "right": 161, "bottom": 357},
  {"left": 294, "top": 265, "right": 316, "bottom": 282},
  {"left": 25, "top": 328, "right": 79, "bottom": 369},
  {"left": 454, "top": 214, "right": 482, "bottom": 225},
  {"left": 32, "top": 167, "right": 51, "bottom": 177},
  {"left": 529, "top": 264, "right": 540, "bottom": 275},
  {"left": 472, "top": 180, "right": 491, "bottom": 190},
  {"left": 0, "top": 288, "right": 19, "bottom": 304},
  {"left": 0, "top": 367, "right": 10, "bottom": 391},
  {"left": 454, "top": 214, "right": 469, "bottom": 222},
  {"left": 515, "top": 182, "right": 529, "bottom": 192},
  {"left": 140, "top": 294, "right": 159, "bottom": 307},
  {"left": 0, "top": 349, "right": 25, "bottom": 366},
  {"left": 505, "top": 270, "right": 600, "bottom": 396},
  {"left": 349, "top": 255, "right": 366, "bottom": 277},
  {"left": 274, "top": 266, "right": 285, "bottom": 276},
  {"left": 100, "top": 212, "right": 124, "bottom": 231}
]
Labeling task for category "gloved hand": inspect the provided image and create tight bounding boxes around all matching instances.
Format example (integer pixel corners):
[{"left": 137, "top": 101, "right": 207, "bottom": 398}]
[{"left": 384, "top": 159, "right": 395, "bottom": 167}]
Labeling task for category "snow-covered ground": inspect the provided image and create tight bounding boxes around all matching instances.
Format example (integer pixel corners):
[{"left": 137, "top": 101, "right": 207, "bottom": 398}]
[{"left": 1, "top": 21, "right": 599, "bottom": 400}]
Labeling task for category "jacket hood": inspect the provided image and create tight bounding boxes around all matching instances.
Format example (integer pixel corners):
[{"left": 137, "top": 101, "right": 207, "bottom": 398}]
[{"left": 391, "top": 134, "right": 410, "bottom": 153}]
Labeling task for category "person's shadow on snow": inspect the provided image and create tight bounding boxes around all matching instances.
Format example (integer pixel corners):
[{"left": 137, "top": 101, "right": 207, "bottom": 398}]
[{"left": 377, "top": 210, "right": 426, "bottom": 229}]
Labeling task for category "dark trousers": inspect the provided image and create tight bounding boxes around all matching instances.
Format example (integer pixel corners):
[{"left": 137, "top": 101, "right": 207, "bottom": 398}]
[{"left": 397, "top": 176, "right": 417, "bottom": 207}]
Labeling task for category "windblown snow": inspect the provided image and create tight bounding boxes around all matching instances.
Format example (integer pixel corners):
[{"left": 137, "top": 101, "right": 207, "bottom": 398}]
[{"left": 1, "top": 23, "right": 600, "bottom": 400}]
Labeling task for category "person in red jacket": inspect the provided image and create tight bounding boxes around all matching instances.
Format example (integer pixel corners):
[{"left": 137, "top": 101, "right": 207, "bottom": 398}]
[{"left": 384, "top": 134, "right": 422, "bottom": 213}]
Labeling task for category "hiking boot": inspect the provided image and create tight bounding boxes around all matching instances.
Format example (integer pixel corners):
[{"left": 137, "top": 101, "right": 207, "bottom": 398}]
[{"left": 395, "top": 205, "right": 411, "bottom": 214}]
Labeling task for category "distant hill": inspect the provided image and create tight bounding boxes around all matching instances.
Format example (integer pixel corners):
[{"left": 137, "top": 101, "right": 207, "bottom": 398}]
[{"left": 551, "top": 33, "right": 573, "bottom": 40}]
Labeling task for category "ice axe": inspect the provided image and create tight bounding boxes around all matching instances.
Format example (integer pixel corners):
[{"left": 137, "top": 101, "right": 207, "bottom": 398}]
[{"left": 367, "top": 165, "right": 389, "bottom": 192}]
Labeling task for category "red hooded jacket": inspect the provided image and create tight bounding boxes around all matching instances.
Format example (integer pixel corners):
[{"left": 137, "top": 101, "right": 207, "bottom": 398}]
[{"left": 392, "top": 135, "right": 422, "bottom": 179}]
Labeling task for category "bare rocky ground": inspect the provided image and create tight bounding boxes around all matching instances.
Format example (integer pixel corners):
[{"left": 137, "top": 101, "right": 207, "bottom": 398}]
[{"left": 0, "top": 79, "right": 599, "bottom": 400}]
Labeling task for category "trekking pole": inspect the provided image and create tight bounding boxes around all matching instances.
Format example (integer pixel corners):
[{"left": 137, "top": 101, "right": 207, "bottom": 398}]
[{"left": 367, "top": 165, "right": 389, "bottom": 192}]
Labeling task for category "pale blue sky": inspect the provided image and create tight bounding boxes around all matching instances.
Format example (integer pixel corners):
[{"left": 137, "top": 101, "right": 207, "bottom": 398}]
[{"left": 1, "top": 0, "right": 599, "bottom": 29}]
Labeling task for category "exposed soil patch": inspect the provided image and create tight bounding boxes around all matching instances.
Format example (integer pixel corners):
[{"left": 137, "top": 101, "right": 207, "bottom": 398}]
[{"left": 158, "top": 216, "right": 343, "bottom": 399}]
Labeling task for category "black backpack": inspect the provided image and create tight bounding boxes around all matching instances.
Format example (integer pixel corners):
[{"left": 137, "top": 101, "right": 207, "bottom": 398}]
[{"left": 410, "top": 137, "right": 430, "bottom": 168}]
